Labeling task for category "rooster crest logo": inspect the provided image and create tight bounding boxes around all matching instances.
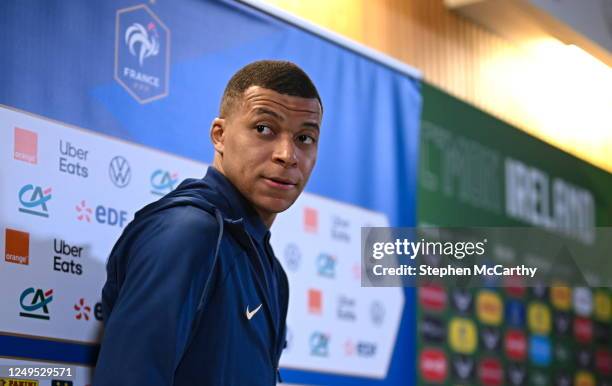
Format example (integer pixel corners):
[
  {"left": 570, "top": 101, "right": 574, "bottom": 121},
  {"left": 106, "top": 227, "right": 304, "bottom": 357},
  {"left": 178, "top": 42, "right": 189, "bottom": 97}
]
[
  {"left": 115, "top": 4, "right": 170, "bottom": 103},
  {"left": 125, "top": 22, "right": 160, "bottom": 66}
]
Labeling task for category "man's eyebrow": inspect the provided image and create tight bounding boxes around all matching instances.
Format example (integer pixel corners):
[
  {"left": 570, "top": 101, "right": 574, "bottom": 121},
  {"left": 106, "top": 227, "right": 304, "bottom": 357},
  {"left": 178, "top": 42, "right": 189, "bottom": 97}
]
[
  {"left": 253, "top": 107, "right": 320, "bottom": 131},
  {"left": 302, "top": 122, "right": 320, "bottom": 131},
  {"left": 253, "top": 107, "right": 283, "bottom": 120}
]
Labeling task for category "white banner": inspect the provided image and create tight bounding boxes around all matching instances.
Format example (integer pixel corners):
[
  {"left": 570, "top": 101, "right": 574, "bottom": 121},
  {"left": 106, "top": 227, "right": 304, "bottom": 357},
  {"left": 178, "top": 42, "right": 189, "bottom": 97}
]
[
  {"left": 272, "top": 196, "right": 404, "bottom": 378},
  {"left": 1, "top": 105, "right": 206, "bottom": 343},
  {"left": 1, "top": 105, "right": 405, "bottom": 379}
]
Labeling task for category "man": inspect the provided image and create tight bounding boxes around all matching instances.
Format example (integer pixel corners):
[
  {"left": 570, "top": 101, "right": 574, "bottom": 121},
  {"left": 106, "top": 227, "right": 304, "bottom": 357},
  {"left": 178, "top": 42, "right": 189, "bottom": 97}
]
[{"left": 93, "top": 60, "right": 322, "bottom": 385}]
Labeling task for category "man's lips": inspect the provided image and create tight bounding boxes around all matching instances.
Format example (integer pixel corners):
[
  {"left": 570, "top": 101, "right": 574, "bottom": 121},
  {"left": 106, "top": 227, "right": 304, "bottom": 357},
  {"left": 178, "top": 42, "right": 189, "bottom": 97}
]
[{"left": 263, "top": 176, "right": 298, "bottom": 190}]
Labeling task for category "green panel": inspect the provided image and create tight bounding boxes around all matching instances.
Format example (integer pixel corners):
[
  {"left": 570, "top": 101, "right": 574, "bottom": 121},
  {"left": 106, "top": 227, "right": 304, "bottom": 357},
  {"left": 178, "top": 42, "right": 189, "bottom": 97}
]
[
  {"left": 416, "top": 83, "right": 612, "bottom": 386},
  {"left": 418, "top": 83, "right": 612, "bottom": 227}
]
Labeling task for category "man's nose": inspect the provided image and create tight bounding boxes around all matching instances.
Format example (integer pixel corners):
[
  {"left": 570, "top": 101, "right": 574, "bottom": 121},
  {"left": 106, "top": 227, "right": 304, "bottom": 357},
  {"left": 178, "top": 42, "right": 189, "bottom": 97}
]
[{"left": 273, "top": 136, "right": 298, "bottom": 167}]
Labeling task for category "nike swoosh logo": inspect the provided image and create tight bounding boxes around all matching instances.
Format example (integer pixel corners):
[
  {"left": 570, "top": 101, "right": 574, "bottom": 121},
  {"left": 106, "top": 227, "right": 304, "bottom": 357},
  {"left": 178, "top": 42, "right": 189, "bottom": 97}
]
[{"left": 246, "top": 304, "right": 263, "bottom": 320}]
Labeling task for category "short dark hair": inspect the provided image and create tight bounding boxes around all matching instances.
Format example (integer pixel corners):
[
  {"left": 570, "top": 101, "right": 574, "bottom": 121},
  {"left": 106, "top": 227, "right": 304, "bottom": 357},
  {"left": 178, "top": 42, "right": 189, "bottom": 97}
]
[{"left": 219, "top": 60, "right": 322, "bottom": 118}]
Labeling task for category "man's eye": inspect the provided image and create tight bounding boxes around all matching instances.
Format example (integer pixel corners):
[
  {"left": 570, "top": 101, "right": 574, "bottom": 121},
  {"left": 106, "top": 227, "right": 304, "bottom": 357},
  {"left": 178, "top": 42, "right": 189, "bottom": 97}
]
[
  {"left": 298, "top": 134, "right": 316, "bottom": 145},
  {"left": 255, "top": 125, "right": 273, "bottom": 135}
]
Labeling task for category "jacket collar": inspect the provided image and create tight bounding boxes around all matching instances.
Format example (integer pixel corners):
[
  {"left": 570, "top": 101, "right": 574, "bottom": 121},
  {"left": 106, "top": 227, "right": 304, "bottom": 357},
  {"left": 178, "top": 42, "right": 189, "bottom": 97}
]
[{"left": 203, "top": 166, "right": 269, "bottom": 243}]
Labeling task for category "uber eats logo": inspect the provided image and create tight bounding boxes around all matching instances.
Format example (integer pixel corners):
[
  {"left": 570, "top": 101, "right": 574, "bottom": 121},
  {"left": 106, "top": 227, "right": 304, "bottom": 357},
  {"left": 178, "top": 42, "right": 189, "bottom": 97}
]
[
  {"left": 59, "top": 140, "right": 89, "bottom": 178},
  {"left": 53, "top": 238, "right": 84, "bottom": 275}
]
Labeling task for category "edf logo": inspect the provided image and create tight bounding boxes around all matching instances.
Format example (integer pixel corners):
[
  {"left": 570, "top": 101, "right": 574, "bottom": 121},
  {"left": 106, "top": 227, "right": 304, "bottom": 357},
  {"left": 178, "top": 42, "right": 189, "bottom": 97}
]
[
  {"left": 96, "top": 205, "right": 128, "bottom": 228},
  {"left": 76, "top": 200, "right": 128, "bottom": 228}
]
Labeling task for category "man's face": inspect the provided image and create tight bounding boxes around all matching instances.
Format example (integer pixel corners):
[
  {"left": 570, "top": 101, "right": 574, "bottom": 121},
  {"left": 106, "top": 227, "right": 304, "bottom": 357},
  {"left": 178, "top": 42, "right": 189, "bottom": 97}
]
[{"left": 212, "top": 85, "right": 321, "bottom": 223}]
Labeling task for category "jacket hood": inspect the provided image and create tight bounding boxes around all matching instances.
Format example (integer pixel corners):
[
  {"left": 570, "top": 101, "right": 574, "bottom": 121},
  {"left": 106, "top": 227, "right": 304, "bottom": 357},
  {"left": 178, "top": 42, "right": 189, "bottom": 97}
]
[
  {"left": 134, "top": 177, "right": 220, "bottom": 220},
  {"left": 133, "top": 167, "right": 269, "bottom": 242}
]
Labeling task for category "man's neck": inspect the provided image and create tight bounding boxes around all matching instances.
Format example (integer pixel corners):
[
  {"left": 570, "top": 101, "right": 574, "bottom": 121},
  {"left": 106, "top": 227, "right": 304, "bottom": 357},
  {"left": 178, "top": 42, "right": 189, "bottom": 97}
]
[
  {"left": 212, "top": 158, "right": 274, "bottom": 228},
  {"left": 256, "top": 210, "right": 275, "bottom": 229}
]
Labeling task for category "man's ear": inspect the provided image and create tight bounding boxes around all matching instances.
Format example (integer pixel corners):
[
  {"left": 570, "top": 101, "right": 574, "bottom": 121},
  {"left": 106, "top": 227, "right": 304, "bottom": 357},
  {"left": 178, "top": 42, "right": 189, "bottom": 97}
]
[{"left": 210, "top": 117, "right": 226, "bottom": 155}]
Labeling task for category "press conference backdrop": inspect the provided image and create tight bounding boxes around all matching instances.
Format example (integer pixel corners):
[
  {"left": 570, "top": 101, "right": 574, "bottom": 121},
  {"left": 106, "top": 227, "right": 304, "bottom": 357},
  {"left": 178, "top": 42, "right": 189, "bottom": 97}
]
[
  {"left": 0, "top": 1, "right": 422, "bottom": 385},
  {"left": 417, "top": 84, "right": 612, "bottom": 386}
]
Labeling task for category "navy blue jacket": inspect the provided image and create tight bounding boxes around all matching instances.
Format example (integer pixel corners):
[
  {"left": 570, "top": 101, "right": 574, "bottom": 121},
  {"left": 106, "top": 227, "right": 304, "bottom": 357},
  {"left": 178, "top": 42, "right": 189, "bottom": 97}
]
[{"left": 93, "top": 167, "right": 289, "bottom": 385}]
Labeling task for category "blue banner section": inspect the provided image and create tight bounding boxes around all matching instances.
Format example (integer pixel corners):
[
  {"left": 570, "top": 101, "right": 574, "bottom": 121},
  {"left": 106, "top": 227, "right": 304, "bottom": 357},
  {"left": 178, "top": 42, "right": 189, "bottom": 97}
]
[
  {"left": 0, "top": 334, "right": 97, "bottom": 365},
  {"left": 0, "top": 1, "right": 422, "bottom": 384}
]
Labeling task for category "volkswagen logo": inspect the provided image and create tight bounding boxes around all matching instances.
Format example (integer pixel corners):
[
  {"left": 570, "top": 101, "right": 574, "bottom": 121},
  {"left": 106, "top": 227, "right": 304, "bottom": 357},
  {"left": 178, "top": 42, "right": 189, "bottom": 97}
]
[
  {"left": 283, "top": 243, "right": 301, "bottom": 271},
  {"left": 109, "top": 156, "right": 132, "bottom": 188}
]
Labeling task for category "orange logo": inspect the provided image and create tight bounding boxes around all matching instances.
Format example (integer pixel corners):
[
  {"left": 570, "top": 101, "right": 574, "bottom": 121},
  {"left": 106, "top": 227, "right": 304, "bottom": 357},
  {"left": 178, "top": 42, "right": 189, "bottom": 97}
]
[
  {"left": 449, "top": 317, "right": 478, "bottom": 354},
  {"left": 304, "top": 207, "right": 318, "bottom": 233},
  {"left": 5, "top": 228, "right": 29, "bottom": 265},
  {"left": 476, "top": 290, "right": 503, "bottom": 325},
  {"left": 308, "top": 289, "right": 322, "bottom": 314},
  {"left": 528, "top": 302, "right": 551, "bottom": 335},
  {"left": 551, "top": 285, "right": 572, "bottom": 311},
  {"left": 13, "top": 127, "right": 38, "bottom": 164}
]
